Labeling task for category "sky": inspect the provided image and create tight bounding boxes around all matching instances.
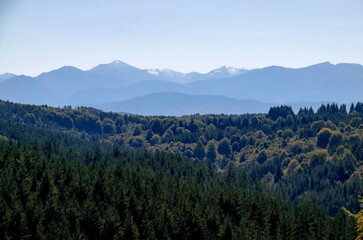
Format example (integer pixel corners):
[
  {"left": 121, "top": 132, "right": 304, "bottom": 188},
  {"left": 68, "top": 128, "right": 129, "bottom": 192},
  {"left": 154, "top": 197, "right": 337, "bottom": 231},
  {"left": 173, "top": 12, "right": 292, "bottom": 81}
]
[{"left": 0, "top": 0, "right": 362, "bottom": 76}]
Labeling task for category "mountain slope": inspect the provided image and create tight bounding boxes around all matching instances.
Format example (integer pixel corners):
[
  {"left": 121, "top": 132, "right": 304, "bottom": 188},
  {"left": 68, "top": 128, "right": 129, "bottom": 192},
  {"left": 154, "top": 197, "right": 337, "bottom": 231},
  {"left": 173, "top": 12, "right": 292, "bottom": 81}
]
[
  {"left": 0, "top": 75, "right": 58, "bottom": 105},
  {"left": 0, "top": 73, "right": 17, "bottom": 82},
  {"left": 90, "top": 92, "right": 329, "bottom": 116},
  {"left": 186, "top": 62, "right": 363, "bottom": 103},
  {"left": 37, "top": 66, "right": 99, "bottom": 97},
  {"left": 66, "top": 80, "right": 183, "bottom": 105},
  {"left": 92, "top": 92, "right": 271, "bottom": 116},
  {"left": 89, "top": 60, "right": 156, "bottom": 86}
]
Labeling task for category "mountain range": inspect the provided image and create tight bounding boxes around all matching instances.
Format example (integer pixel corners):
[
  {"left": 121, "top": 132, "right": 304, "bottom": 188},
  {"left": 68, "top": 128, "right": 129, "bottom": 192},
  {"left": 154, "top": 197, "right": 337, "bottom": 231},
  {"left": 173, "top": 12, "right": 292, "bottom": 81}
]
[{"left": 0, "top": 60, "right": 362, "bottom": 115}]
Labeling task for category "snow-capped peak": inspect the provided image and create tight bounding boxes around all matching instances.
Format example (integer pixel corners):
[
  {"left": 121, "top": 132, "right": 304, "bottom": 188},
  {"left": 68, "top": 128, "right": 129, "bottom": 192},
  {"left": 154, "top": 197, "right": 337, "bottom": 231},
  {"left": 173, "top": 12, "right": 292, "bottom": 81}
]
[
  {"left": 147, "top": 68, "right": 180, "bottom": 76},
  {"left": 147, "top": 69, "right": 161, "bottom": 75},
  {"left": 112, "top": 60, "right": 125, "bottom": 64},
  {"left": 209, "top": 66, "right": 247, "bottom": 76},
  {"left": 222, "top": 66, "right": 240, "bottom": 75}
]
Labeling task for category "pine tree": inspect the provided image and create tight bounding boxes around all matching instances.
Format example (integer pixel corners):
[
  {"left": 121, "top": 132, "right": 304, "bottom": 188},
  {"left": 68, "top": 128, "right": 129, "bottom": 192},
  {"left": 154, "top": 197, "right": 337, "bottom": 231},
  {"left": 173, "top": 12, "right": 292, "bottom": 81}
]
[
  {"left": 206, "top": 141, "right": 217, "bottom": 163},
  {"left": 194, "top": 141, "right": 205, "bottom": 160},
  {"left": 218, "top": 138, "right": 232, "bottom": 157}
]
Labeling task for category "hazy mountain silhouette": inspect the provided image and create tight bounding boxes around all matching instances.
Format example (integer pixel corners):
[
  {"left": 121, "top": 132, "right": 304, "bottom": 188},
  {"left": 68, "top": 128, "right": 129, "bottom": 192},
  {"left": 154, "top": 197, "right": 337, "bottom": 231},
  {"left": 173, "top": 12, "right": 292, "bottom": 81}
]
[
  {"left": 67, "top": 80, "right": 182, "bottom": 105},
  {"left": 0, "top": 61, "right": 248, "bottom": 104},
  {"left": 0, "top": 61, "right": 362, "bottom": 112},
  {"left": 184, "top": 62, "right": 363, "bottom": 103},
  {"left": 0, "top": 75, "right": 58, "bottom": 105},
  {"left": 0, "top": 73, "right": 17, "bottom": 82},
  {"left": 68, "top": 61, "right": 363, "bottom": 105},
  {"left": 92, "top": 92, "right": 271, "bottom": 116},
  {"left": 91, "top": 92, "right": 328, "bottom": 116}
]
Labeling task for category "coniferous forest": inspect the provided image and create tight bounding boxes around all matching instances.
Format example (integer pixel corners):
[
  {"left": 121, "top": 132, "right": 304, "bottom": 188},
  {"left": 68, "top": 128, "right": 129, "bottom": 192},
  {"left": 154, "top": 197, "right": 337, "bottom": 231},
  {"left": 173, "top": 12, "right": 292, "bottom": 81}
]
[{"left": 0, "top": 100, "right": 363, "bottom": 239}]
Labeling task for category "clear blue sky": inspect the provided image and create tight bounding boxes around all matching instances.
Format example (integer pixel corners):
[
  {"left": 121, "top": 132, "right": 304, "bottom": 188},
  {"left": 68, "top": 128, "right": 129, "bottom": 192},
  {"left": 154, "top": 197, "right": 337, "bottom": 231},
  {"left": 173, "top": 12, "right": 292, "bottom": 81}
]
[{"left": 0, "top": 0, "right": 362, "bottom": 76}]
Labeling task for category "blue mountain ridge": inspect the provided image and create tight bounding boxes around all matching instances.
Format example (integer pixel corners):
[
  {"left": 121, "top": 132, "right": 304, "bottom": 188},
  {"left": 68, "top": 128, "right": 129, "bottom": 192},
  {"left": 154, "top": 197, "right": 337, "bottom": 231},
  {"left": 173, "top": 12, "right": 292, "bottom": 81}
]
[{"left": 0, "top": 61, "right": 362, "bottom": 115}]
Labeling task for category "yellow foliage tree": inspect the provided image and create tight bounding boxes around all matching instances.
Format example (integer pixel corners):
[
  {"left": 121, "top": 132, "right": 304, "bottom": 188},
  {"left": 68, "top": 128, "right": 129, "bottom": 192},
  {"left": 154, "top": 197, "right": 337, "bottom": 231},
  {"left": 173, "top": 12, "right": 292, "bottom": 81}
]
[{"left": 343, "top": 195, "right": 363, "bottom": 240}]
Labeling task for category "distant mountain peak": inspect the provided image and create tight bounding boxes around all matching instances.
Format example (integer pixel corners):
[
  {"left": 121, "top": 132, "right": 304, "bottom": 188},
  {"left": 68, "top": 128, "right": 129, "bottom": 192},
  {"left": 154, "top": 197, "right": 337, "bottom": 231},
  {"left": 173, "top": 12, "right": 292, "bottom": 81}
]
[
  {"left": 214, "top": 66, "right": 242, "bottom": 75},
  {"left": 0, "top": 73, "right": 17, "bottom": 81},
  {"left": 0, "top": 72, "right": 16, "bottom": 76},
  {"left": 110, "top": 60, "right": 128, "bottom": 66},
  {"left": 304, "top": 61, "right": 334, "bottom": 69},
  {"left": 58, "top": 66, "right": 82, "bottom": 71},
  {"left": 90, "top": 60, "right": 136, "bottom": 73},
  {"left": 318, "top": 61, "right": 333, "bottom": 66},
  {"left": 207, "top": 66, "right": 248, "bottom": 77},
  {"left": 37, "top": 66, "right": 83, "bottom": 78}
]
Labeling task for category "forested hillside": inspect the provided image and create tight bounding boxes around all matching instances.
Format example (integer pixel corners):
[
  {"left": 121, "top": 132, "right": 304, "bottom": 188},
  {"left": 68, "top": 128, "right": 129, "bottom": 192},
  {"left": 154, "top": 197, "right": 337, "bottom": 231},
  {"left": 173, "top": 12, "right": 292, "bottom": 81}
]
[{"left": 0, "top": 100, "right": 362, "bottom": 239}]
